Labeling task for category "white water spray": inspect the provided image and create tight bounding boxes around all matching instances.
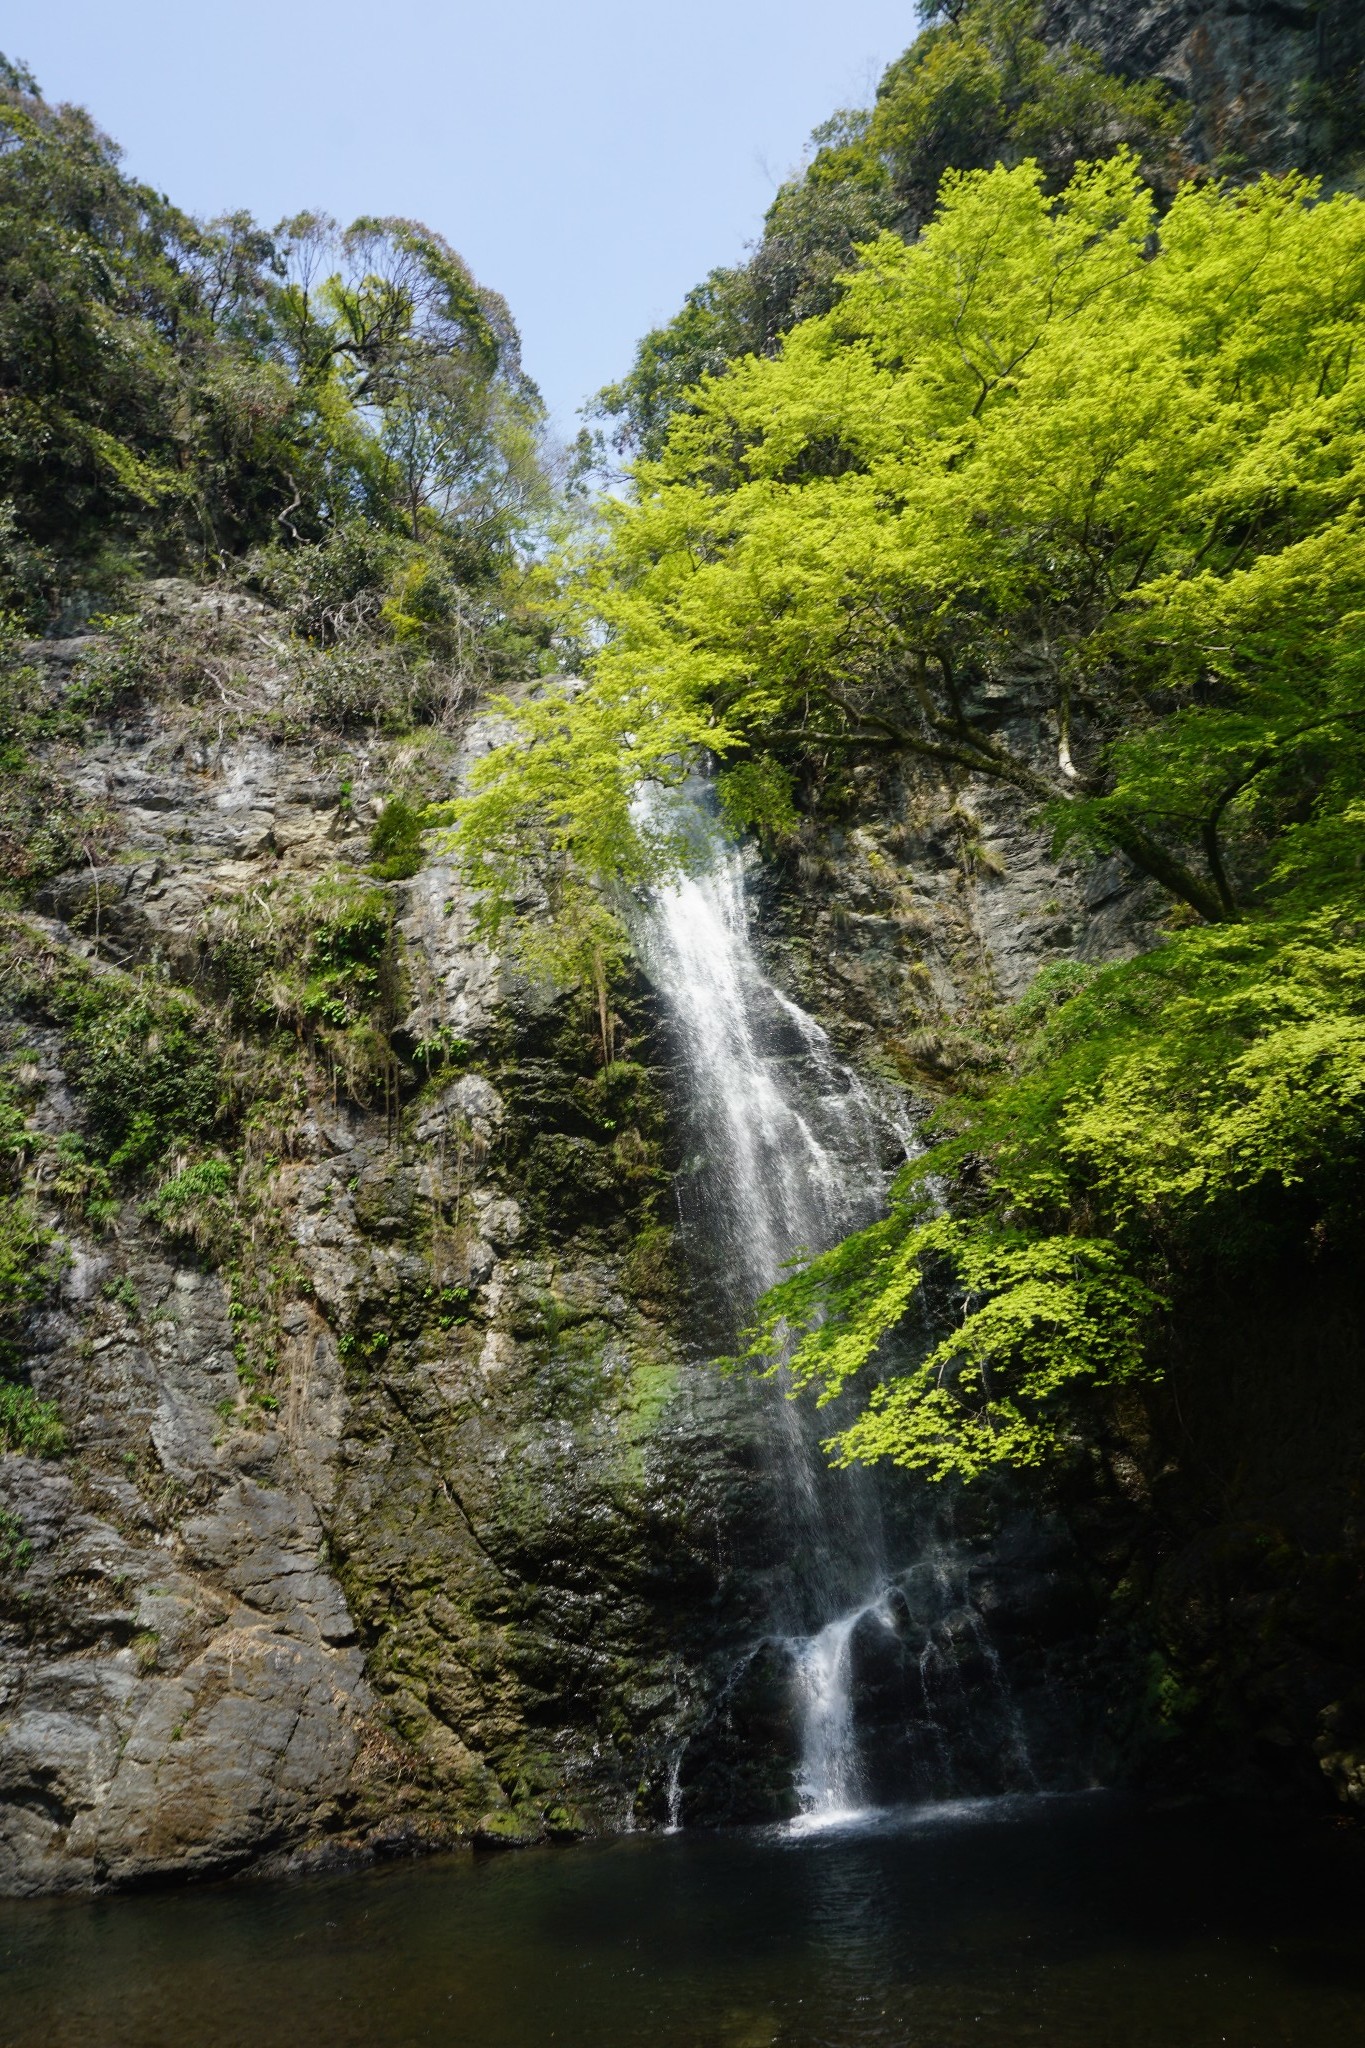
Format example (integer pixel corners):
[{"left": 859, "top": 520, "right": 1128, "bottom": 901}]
[{"left": 636, "top": 808, "right": 909, "bottom": 1819}]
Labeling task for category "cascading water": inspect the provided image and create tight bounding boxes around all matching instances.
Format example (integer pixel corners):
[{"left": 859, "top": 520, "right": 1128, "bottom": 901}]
[
  {"left": 791, "top": 1612, "right": 864, "bottom": 1816},
  {"left": 635, "top": 805, "right": 908, "bottom": 1818},
  {"left": 633, "top": 839, "right": 891, "bottom": 1321},
  {"left": 636, "top": 794, "right": 1038, "bottom": 1823}
]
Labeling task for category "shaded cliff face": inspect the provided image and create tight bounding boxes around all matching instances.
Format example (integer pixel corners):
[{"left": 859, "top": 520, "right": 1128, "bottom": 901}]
[
  {"left": 742, "top": 738, "right": 1365, "bottom": 1822},
  {"left": 0, "top": 584, "right": 784, "bottom": 1893},
  {"left": 2, "top": 579, "right": 1361, "bottom": 1897},
  {"left": 1044, "top": 0, "right": 1365, "bottom": 177}
]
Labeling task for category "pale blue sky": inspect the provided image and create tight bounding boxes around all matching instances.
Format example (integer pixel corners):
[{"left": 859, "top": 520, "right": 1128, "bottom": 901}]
[{"left": 9, "top": 2, "right": 924, "bottom": 433}]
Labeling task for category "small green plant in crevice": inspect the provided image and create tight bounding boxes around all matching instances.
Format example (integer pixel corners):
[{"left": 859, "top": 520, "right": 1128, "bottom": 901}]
[
  {"left": 47, "top": 1133, "right": 118, "bottom": 1228},
  {"left": 0, "top": 1068, "right": 63, "bottom": 1370},
  {"left": 100, "top": 1273, "right": 141, "bottom": 1320},
  {"left": 622, "top": 1223, "right": 680, "bottom": 1307},
  {"left": 410, "top": 1025, "right": 472, "bottom": 1080},
  {"left": 0, "top": 1190, "right": 57, "bottom": 1372},
  {"left": 0, "top": 1381, "right": 66, "bottom": 1457},
  {"left": 0, "top": 631, "right": 121, "bottom": 900},
  {"left": 201, "top": 876, "right": 405, "bottom": 1112},
  {"left": 301, "top": 877, "right": 405, "bottom": 1110},
  {"left": 429, "top": 1284, "right": 473, "bottom": 1330},
  {"left": 142, "top": 1157, "right": 235, "bottom": 1256},
  {"left": 302, "top": 878, "right": 393, "bottom": 1025},
  {"left": 130, "top": 1629, "right": 160, "bottom": 1674},
  {"left": 0, "top": 1506, "right": 32, "bottom": 1574},
  {"left": 368, "top": 796, "right": 429, "bottom": 882},
  {"left": 1, "top": 917, "right": 224, "bottom": 1177}
]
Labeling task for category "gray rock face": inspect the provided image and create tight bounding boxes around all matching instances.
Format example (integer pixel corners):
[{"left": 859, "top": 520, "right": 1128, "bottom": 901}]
[
  {"left": 749, "top": 732, "right": 1161, "bottom": 1087},
  {"left": 0, "top": 585, "right": 1179, "bottom": 1892},
  {"left": 0, "top": 585, "right": 771, "bottom": 1889},
  {"left": 0, "top": 1456, "right": 371, "bottom": 1894},
  {"left": 1045, "top": 0, "right": 1365, "bottom": 175}
]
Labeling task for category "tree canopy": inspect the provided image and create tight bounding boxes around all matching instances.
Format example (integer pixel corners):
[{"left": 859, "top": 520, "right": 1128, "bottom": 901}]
[
  {"left": 461, "top": 154, "right": 1365, "bottom": 929},
  {"left": 594, "top": 0, "right": 1181, "bottom": 459},
  {"left": 0, "top": 58, "right": 549, "bottom": 626},
  {"left": 457, "top": 149, "right": 1365, "bottom": 1478}
]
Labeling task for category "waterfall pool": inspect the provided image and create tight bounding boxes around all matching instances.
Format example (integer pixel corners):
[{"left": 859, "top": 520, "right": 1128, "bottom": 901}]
[{"left": 3, "top": 1795, "right": 1361, "bottom": 2047}]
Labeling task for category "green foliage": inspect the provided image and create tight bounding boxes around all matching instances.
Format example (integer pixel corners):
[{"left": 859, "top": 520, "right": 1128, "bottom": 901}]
[
  {"left": 457, "top": 141, "right": 1365, "bottom": 1482},
  {"left": 0, "top": 1189, "right": 54, "bottom": 1371},
  {"left": 200, "top": 875, "right": 402, "bottom": 1108},
  {"left": 716, "top": 759, "right": 800, "bottom": 844},
  {"left": 0, "top": 1381, "right": 65, "bottom": 1457},
  {"left": 369, "top": 796, "right": 428, "bottom": 880},
  {"left": 0, "top": 1069, "right": 62, "bottom": 1371},
  {"left": 0, "top": 62, "right": 551, "bottom": 628},
  {"left": 595, "top": 1, "right": 1178, "bottom": 456},
  {"left": 745, "top": 909, "right": 1365, "bottom": 1478},
  {"left": 301, "top": 878, "right": 394, "bottom": 1028},
  {"left": 595, "top": 265, "right": 766, "bottom": 464},
  {"left": 745, "top": 1210, "right": 1158, "bottom": 1480},
  {"left": 869, "top": 0, "right": 1178, "bottom": 228},
  {"left": 267, "top": 210, "right": 550, "bottom": 573},
  {"left": 142, "top": 1158, "right": 235, "bottom": 1254},
  {"left": 464, "top": 157, "right": 1365, "bottom": 935},
  {"left": 66, "top": 985, "right": 220, "bottom": 1175},
  {"left": 0, "top": 913, "right": 223, "bottom": 1172},
  {"left": 0, "top": 627, "right": 117, "bottom": 895},
  {"left": 0, "top": 1505, "right": 32, "bottom": 1572},
  {"left": 46, "top": 1132, "right": 117, "bottom": 1229},
  {"left": 0, "top": 68, "right": 304, "bottom": 614}
]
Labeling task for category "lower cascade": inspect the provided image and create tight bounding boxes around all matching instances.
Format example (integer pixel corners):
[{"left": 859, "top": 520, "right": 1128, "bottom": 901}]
[
  {"left": 791, "top": 1609, "right": 865, "bottom": 1818},
  {"left": 637, "top": 805, "right": 1033, "bottom": 1824}
]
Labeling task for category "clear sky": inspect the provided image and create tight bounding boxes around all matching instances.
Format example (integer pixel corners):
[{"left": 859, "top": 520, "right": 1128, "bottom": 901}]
[{"left": 7, "top": 2, "right": 924, "bottom": 435}]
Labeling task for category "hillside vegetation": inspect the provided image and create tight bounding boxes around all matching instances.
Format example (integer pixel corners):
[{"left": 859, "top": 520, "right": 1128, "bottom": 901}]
[
  {"left": 458, "top": 5, "right": 1365, "bottom": 1481},
  {"left": 0, "top": 53, "right": 554, "bottom": 641}
]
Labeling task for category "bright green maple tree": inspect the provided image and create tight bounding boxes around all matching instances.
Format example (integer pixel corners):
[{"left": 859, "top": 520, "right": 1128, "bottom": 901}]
[{"left": 456, "top": 151, "right": 1365, "bottom": 1479}]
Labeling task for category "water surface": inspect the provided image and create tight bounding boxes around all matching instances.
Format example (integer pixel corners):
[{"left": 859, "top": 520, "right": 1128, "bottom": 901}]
[{"left": 2, "top": 1795, "right": 1362, "bottom": 2047}]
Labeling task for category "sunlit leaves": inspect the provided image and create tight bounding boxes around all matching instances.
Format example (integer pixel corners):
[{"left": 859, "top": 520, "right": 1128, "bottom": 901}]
[
  {"left": 747, "top": 911, "right": 1365, "bottom": 1478},
  {"left": 461, "top": 153, "right": 1365, "bottom": 933}
]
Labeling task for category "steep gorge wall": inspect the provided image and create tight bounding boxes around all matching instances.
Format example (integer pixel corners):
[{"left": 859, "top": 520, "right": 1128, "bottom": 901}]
[
  {"left": 2, "top": 582, "right": 1361, "bottom": 1896},
  {"left": 0, "top": 587, "right": 780, "bottom": 1893},
  {"left": 743, "top": 728, "right": 1365, "bottom": 1819}
]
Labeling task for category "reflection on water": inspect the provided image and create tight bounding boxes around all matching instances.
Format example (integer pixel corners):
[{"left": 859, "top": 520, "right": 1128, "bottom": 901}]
[{"left": 1, "top": 1796, "right": 1363, "bottom": 2047}]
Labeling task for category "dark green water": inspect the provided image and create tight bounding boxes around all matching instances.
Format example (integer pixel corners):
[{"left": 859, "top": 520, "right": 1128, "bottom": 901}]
[{"left": 1, "top": 1796, "right": 1362, "bottom": 2047}]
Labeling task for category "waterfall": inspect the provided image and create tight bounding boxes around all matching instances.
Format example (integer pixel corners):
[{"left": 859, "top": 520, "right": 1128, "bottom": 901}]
[
  {"left": 635, "top": 806, "right": 910, "bottom": 1820},
  {"left": 634, "top": 842, "right": 892, "bottom": 1319},
  {"left": 791, "top": 1612, "right": 863, "bottom": 1817}
]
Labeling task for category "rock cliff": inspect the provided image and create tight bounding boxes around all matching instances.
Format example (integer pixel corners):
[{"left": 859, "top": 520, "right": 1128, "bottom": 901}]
[
  {"left": 2, "top": 576, "right": 1361, "bottom": 1893},
  {"left": 1044, "top": 0, "right": 1365, "bottom": 178},
  {"left": 0, "top": 585, "right": 779, "bottom": 1890}
]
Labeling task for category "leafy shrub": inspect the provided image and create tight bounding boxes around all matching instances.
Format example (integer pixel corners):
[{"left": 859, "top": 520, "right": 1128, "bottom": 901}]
[
  {"left": 0, "top": 1505, "right": 32, "bottom": 1571},
  {"left": 46, "top": 1132, "right": 118, "bottom": 1227},
  {"left": 143, "top": 1157, "right": 235, "bottom": 1253},
  {"left": 0, "top": 1191, "right": 55, "bottom": 1370},
  {"left": 66, "top": 985, "right": 221, "bottom": 1173},
  {"left": 0, "top": 632, "right": 118, "bottom": 895},
  {"left": 0, "top": 1381, "right": 65, "bottom": 1457},
  {"left": 198, "top": 876, "right": 403, "bottom": 1107},
  {"left": 746, "top": 910, "right": 1365, "bottom": 1478},
  {"left": 0, "top": 916, "right": 224, "bottom": 1173},
  {"left": 368, "top": 797, "right": 428, "bottom": 880}
]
